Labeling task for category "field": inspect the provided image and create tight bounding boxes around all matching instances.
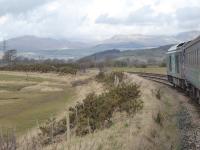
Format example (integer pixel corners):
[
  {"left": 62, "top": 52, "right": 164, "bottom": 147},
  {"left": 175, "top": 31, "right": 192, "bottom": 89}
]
[
  {"left": 0, "top": 69, "right": 191, "bottom": 150},
  {"left": 0, "top": 71, "right": 76, "bottom": 135},
  {"left": 44, "top": 73, "right": 182, "bottom": 150},
  {"left": 112, "top": 67, "right": 167, "bottom": 74}
]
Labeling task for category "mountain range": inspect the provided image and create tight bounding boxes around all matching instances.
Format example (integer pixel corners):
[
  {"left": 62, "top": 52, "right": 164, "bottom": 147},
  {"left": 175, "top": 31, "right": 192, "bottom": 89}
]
[
  {"left": 0, "top": 31, "right": 199, "bottom": 59},
  {"left": 0, "top": 35, "right": 90, "bottom": 51},
  {"left": 78, "top": 45, "right": 173, "bottom": 64},
  {"left": 94, "top": 30, "right": 200, "bottom": 50}
]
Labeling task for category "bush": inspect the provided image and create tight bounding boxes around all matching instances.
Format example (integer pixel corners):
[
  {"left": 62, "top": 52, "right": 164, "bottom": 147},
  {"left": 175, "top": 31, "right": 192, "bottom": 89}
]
[
  {"left": 0, "top": 128, "right": 17, "bottom": 150},
  {"left": 152, "top": 89, "right": 162, "bottom": 100},
  {"left": 39, "top": 82, "right": 143, "bottom": 139},
  {"left": 96, "top": 71, "right": 125, "bottom": 87},
  {"left": 70, "top": 83, "right": 142, "bottom": 136},
  {"left": 95, "top": 71, "right": 106, "bottom": 82},
  {"left": 109, "top": 83, "right": 142, "bottom": 114},
  {"left": 154, "top": 111, "right": 164, "bottom": 126},
  {"left": 159, "top": 62, "right": 166, "bottom": 67},
  {"left": 135, "top": 64, "right": 147, "bottom": 68},
  {"left": 59, "top": 66, "right": 77, "bottom": 75},
  {"left": 0, "top": 63, "right": 79, "bottom": 75}
]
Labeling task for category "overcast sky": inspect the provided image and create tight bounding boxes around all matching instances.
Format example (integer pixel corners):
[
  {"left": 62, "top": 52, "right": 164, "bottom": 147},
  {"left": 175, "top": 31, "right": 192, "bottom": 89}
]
[{"left": 0, "top": 0, "right": 200, "bottom": 41}]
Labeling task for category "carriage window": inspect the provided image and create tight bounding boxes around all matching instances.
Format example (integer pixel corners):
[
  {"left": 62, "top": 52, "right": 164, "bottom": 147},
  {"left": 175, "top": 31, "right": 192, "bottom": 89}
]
[
  {"left": 169, "top": 55, "right": 172, "bottom": 71},
  {"left": 199, "top": 48, "right": 200, "bottom": 65},
  {"left": 175, "top": 55, "right": 180, "bottom": 73},
  {"left": 186, "top": 53, "right": 188, "bottom": 65},
  {"left": 196, "top": 49, "right": 199, "bottom": 66}
]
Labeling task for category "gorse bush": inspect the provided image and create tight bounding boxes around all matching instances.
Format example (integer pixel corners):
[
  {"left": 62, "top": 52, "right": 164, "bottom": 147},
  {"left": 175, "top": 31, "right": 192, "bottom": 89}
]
[
  {"left": 71, "top": 83, "right": 142, "bottom": 136},
  {"left": 108, "top": 83, "right": 142, "bottom": 114},
  {"left": 39, "top": 82, "right": 143, "bottom": 140}
]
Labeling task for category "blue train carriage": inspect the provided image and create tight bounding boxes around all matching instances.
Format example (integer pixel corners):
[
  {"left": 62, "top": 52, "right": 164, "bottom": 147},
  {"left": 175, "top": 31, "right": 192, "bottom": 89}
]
[
  {"left": 167, "top": 43, "right": 185, "bottom": 88},
  {"left": 183, "top": 36, "right": 200, "bottom": 100}
]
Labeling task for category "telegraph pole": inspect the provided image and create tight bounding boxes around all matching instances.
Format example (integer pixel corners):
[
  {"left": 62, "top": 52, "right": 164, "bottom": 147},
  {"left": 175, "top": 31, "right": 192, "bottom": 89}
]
[{"left": 3, "top": 39, "right": 6, "bottom": 52}]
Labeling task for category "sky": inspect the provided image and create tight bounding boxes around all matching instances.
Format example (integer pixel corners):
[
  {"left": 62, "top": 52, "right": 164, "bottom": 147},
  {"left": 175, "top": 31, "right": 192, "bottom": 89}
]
[{"left": 0, "top": 0, "right": 200, "bottom": 41}]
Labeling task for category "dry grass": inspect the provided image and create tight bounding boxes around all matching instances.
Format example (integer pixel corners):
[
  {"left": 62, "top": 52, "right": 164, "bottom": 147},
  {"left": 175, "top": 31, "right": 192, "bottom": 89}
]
[
  {"left": 38, "top": 73, "right": 182, "bottom": 150},
  {"left": 0, "top": 69, "right": 183, "bottom": 149},
  {"left": 112, "top": 67, "right": 166, "bottom": 74},
  {"left": 0, "top": 70, "right": 99, "bottom": 135}
]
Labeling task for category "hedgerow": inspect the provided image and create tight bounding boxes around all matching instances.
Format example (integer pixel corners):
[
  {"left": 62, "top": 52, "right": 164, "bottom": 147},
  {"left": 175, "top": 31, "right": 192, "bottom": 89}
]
[{"left": 0, "top": 63, "right": 79, "bottom": 75}]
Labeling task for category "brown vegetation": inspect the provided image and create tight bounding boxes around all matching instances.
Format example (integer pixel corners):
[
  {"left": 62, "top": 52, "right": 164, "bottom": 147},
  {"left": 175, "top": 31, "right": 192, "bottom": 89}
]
[
  {"left": 0, "top": 63, "right": 79, "bottom": 75},
  {"left": 38, "top": 74, "right": 143, "bottom": 145}
]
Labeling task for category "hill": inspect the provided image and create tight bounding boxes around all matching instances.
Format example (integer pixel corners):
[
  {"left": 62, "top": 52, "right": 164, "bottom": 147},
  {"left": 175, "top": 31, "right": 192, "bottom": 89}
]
[
  {"left": 0, "top": 31, "right": 199, "bottom": 60},
  {"left": 79, "top": 45, "right": 172, "bottom": 64},
  {"left": 93, "top": 30, "right": 200, "bottom": 50},
  {"left": 0, "top": 35, "right": 90, "bottom": 51}
]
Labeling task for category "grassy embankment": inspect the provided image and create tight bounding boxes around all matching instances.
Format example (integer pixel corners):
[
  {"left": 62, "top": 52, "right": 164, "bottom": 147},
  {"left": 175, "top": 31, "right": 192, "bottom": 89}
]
[
  {"left": 112, "top": 67, "right": 166, "bottom": 74},
  {"left": 0, "top": 72, "right": 75, "bottom": 135}
]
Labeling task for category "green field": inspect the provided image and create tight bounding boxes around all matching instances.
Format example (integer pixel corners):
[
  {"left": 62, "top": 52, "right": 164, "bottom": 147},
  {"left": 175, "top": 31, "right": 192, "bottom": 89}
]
[
  {"left": 0, "top": 72, "right": 75, "bottom": 135},
  {"left": 112, "top": 67, "right": 167, "bottom": 74}
]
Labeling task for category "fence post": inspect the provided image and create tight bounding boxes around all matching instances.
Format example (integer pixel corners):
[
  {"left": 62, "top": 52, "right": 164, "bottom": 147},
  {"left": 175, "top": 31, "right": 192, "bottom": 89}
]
[{"left": 66, "top": 111, "right": 70, "bottom": 142}]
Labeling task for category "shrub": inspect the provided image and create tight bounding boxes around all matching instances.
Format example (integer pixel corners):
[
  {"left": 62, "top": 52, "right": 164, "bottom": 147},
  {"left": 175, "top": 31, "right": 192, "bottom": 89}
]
[
  {"left": 152, "top": 89, "right": 162, "bottom": 100},
  {"left": 0, "top": 128, "right": 17, "bottom": 150},
  {"left": 69, "top": 83, "right": 142, "bottom": 136},
  {"left": 135, "top": 64, "right": 147, "bottom": 68},
  {"left": 159, "top": 62, "right": 166, "bottom": 67},
  {"left": 39, "top": 117, "right": 66, "bottom": 145},
  {"left": 96, "top": 71, "right": 125, "bottom": 87},
  {"left": 108, "top": 83, "right": 142, "bottom": 114},
  {"left": 95, "top": 71, "right": 106, "bottom": 82},
  {"left": 154, "top": 111, "right": 164, "bottom": 126},
  {"left": 59, "top": 66, "right": 77, "bottom": 75},
  {"left": 0, "top": 63, "right": 79, "bottom": 75},
  {"left": 39, "top": 82, "right": 143, "bottom": 139},
  {"left": 155, "top": 89, "right": 162, "bottom": 100}
]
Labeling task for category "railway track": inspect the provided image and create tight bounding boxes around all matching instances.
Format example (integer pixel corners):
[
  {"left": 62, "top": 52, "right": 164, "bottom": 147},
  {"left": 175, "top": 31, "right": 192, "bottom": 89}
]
[
  {"left": 127, "top": 72, "right": 173, "bottom": 86},
  {"left": 128, "top": 72, "right": 200, "bottom": 150}
]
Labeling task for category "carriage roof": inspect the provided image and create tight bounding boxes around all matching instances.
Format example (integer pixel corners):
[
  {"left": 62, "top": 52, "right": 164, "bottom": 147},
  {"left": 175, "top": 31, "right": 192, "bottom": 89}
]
[{"left": 167, "top": 43, "right": 184, "bottom": 54}]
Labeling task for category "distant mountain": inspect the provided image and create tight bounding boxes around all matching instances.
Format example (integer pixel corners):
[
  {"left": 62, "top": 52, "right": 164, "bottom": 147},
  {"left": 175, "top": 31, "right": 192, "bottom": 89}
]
[
  {"left": 0, "top": 35, "right": 90, "bottom": 51},
  {"left": 93, "top": 31, "right": 200, "bottom": 50},
  {"left": 79, "top": 45, "right": 173, "bottom": 63},
  {"left": 93, "top": 42, "right": 145, "bottom": 50},
  {"left": 0, "top": 31, "right": 199, "bottom": 60},
  {"left": 175, "top": 30, "right": 200, "bottom": 41}
]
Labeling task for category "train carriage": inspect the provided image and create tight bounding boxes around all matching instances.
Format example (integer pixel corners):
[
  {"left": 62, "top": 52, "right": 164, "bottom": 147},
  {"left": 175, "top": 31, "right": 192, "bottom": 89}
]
[
  {"left": 167, "top": 43, "right": 185, "bottom": 88},
  {"left": 183, "top": 36, "right": 200, "bottom": 100},
  {"left": 167, "top": 36, "right": 200, "bottom": 103}
]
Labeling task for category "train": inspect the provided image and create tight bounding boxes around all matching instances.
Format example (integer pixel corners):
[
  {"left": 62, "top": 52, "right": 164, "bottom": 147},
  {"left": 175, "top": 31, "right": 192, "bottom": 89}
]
[{"left": 167, "top": 36, "right": 200, "bottom": 103}]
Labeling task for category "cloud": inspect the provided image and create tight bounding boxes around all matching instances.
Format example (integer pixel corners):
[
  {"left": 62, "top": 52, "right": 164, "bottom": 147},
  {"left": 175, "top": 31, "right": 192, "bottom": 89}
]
[
  {"left": 95, "top": 6, "right": 172, "bottom": 26},
  {"left": 0, "top": 0, "right": 90, "bottom": 39},
  {"left": 0, "top": 0, "right": 53, "bottom": 16},
  {"left": 0, "top": 0, "right": 200, "bottom": 40},
  {"left": 176, "top": 6, "right": 200, "bottom": 29}
]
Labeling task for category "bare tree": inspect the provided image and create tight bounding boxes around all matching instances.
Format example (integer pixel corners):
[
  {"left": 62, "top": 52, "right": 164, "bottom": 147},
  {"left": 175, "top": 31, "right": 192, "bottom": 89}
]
[{"left": 2, "top": 50, "right": 17, "bottom": 66}]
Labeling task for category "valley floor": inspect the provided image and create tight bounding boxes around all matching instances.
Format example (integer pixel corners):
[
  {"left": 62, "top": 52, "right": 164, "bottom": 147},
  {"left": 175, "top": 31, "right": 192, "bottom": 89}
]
[
  {"left": 0, "top": 70, "right": 100, "bottom": 135},
  {"left": 1, "top": 69, "right": 199, "bottom": 150}
]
